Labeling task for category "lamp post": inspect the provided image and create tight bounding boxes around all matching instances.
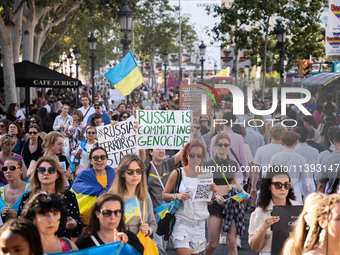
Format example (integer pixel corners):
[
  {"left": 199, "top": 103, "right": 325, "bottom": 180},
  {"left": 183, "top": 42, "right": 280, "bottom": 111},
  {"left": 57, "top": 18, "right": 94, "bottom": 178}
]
[
  {"left": 199, "top": 41, "right": 206, "bottom": 83},
  {"left": 60, "top": 60, "right": 63, "bottom": 74},
  {"left": 274, "top": 21, "right": 286, "bottom": 90},
  {"left": 118, "top": 1, "right": 134, "bottom": 57},
  {"left": 88, "top": 32, "right": 97, "bottom": 105},
  {"left": 73, "top": 47, "right": 81, "bottom": 107},
  {"left": 67, "top": 52, "right": 73, "bottom": 77},
  {"left": 63, "top": 58, "right": 67, "bottom": 74},
  {"left": 163, "top": 50, "right": 168, "bottom": 94},
  {"left": 118, "top": 0, "right": 134, "bottom": 103},
  {"left": 214, "top": 62, "right": 217, "bottom": 75}
]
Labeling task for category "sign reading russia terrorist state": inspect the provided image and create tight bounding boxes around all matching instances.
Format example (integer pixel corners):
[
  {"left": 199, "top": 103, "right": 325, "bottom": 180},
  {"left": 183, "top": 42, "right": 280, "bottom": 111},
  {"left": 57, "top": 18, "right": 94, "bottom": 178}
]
[
  {"left": 137, "top": 110, "right": 191, "bottom": 149},
  {"left": 96, "top": 120, "right": 137, "bottom": 169}
]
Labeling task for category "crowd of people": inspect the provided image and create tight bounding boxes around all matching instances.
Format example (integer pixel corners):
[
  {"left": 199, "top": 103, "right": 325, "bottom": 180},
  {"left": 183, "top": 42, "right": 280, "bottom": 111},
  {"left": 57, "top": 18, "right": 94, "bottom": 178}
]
[{"left": 0, "top": 85, "right": 339, "bottom": 255}]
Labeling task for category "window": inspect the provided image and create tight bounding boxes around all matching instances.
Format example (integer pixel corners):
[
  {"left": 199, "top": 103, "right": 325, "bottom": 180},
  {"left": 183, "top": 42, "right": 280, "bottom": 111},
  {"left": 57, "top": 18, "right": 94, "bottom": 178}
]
[
  {"left": 323, "top": 6, "right": 328, "bottom": 12},
  {"left": 323, "top": 16, "right": 328, "bottom": 23}
]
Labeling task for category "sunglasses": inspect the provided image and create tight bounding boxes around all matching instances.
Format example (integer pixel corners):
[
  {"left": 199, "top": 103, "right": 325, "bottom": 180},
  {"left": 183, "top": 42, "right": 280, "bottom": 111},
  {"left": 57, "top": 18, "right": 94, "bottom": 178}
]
[
  {"left": 95, "top": 107, "right": 101, "bottom": 109},
  {"left": 91, "top": 155, "right": 107, "bottom": 161},
  {"left": 87, "top": 131, "right": 96, "bottom": 135},
  {"left": 0, "top": 125, "right": 5, "bottom": 128},
  {"left": 28, "top": 131, "right": 38, "bottom": 135},
  {"left": 217, "top": 143, "right": 230, "bottom": 148},
  {"left": 193, "top": 126, "right": 201, "bottom": 130},
  {"left": 271, "top": 181, "right": 292, "bottom": 190},
  {"left": 30, "top": 120, "right": 37, "bottom": 123},
  {"left": 37, "top": 167, "right": 57, "bottom": 174},
  {"left": 2, "top": 166, "right": 20, "bottom": 171},
  {"left": 125, "top": 169, "right": 143, "bottom": 175},
  {"left": 37, "top": 193, "right": 62, "bottom": 203},
  {"left": 122, "top": 116, "right": 129, "bottom": 119},
  {"left": 98, "top": 209, "right": 122, "bottom": 217},
  {"left": 189, "top": 153, "right": 203, "bottom": 159}
]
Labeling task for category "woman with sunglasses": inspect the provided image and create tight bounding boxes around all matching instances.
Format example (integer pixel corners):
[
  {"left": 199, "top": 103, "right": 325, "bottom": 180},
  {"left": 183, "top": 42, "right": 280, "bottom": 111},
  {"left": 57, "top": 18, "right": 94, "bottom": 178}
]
[
  {"left": 6, "top": 122, "right": 24, "bottom": 155},
  {"left": 75, "top": 193, "right": 144, "bottom": 254},
  {"left": 249, "top": 167, "right": 299, "bottom": 254},
  {"left": 162, "top": 141, "right": 218, "bottom": 255},
  {"left": 109, "top": 154, "right": 157, "bottom": 238},
  {"left": 21, "top": 191, "right": 78, "bottom": 253},
  {"left": 18, "top": 157, "right": 83, "bottom": 239},
  {"left": 63, "top": 110, "right": 84, "bottom": 153},
  {"left": 75, "top": 125, "right": 97, "bottom": 174},
  {"left": 204, "top": 133, "right": 248, "bottom": 255},
  {"left": 0, "top": 119, "right": 9, "bottom": 138},
  {"left": 119, "top": 111, "right": 131, "bottom": 122},
  {"left": 71, "top": 147, "right": 115, "bottom": 225},
  {"left": 0, "top": 157, "right": 29, "bottom": 222},
  {"left": 0, "top": 135, "right": 27, "bottom": 185},
  {"left": 21, "top": 125, "right": 43, "bottom": 168},
  {"left": 28, "top": 116, "right": 47, "bottom": 140},
  {"left": 0, "top": 218, "right": 44, "bottom": 255}
]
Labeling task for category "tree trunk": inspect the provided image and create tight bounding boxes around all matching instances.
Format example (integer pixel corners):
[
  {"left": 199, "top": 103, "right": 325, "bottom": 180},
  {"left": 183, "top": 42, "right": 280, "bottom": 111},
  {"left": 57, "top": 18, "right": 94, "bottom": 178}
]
[
  {"left": 0, "top": 26, "right": 17, "bottom": 106},
  {"left": 262, "top": 30, "right": 268, "bottom": 100}
]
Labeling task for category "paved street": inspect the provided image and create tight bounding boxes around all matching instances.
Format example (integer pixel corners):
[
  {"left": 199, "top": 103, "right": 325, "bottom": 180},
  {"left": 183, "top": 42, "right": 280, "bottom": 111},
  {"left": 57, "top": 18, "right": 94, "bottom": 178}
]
[{"left": 168, "top": 210, "right": 255, "bottom": 255}]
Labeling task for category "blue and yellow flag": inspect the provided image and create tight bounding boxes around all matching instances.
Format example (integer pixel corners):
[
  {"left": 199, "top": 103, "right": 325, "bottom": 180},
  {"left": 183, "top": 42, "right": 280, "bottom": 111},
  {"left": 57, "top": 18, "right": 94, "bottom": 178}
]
[
  {"left": 104, "top": 52, "right": 144, "bottom": 96},
  {"left": 124, "top": 198, "right": 140, "bottom": 224},
  {"left": 231, "top": 193, "right": 248, "bottom": 203}
]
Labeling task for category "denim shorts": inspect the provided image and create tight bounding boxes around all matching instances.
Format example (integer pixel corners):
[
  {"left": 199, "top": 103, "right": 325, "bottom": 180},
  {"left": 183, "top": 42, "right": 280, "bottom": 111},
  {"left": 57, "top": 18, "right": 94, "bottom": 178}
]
[{"left": 171, "top": 218, "right": 206, "bottom": 254}]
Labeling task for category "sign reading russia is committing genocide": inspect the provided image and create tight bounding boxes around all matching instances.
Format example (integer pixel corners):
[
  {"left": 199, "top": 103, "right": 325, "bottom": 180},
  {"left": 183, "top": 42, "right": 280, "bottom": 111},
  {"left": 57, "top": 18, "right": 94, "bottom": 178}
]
[
  {"left": 96, "top": 120, "right": 138, "bottom": 169},
  {"left": 136, "top": 110, "right": 191, "bottom": 149}
]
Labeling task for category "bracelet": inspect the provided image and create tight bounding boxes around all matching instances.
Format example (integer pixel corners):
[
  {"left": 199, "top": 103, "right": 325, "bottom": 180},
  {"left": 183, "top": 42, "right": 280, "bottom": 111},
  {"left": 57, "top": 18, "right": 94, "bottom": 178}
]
[{"left": 173, "top": 193, "right": 177, "bottom": 201}]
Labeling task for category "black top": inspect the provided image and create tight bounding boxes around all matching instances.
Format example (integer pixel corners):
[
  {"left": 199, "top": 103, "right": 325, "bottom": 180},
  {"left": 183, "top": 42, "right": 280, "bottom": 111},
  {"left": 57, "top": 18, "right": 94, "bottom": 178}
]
[
  {"left": 204, "top": 155, "right": 238, "bottom": 185},
  {"left": 75, "top": 231, "right": 144, "bottom": 254},
  {"left": 21, "top": 139, "right": 43, "bottom": 166},
  {"left": 325, "top": 102, "right": 336, "bottom": 113},
  {"left": 306, "top": 140, "right": 325, "bottom": 153},
  {"left": 17, "top": 189, "right": 83, "bottom": 238}
]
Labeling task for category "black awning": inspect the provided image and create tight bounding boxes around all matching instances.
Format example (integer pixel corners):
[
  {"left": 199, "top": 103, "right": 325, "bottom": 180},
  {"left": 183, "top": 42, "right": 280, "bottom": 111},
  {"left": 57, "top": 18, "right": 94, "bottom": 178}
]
[{"left": 0, "top": 60, "right": 82, "bottom": 88}]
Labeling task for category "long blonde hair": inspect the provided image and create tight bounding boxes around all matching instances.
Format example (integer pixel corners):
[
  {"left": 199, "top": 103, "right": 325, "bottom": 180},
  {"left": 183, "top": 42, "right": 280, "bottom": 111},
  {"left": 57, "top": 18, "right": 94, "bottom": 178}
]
[
  {"left": 109, "top": 154, "right": 147, "bottom": 201},
  {"left": 282, "top": 193, "right": 325, "bottom": 255}
]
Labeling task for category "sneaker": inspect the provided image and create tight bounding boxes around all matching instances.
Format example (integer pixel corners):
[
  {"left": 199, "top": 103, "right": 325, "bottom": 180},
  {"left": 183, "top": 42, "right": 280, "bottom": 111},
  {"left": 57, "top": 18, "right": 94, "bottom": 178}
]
[
  {"left": 219, "top": 235, "right": 226, "bottom": 245},
  {"left": 237, "top": 237, "right": 242, "bottom": 249}
]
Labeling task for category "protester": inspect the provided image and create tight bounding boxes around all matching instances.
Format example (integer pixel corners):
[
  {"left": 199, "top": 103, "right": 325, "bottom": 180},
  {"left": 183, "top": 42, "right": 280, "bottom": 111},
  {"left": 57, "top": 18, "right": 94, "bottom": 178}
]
[
  {"left": 0, "top": 119, "right": 9, "bottom": 138},
  {"left": 244, "top": 116, "right": 265, "bottom": 157},
  {"left": 313, "top": 105, "right": 323, "bottom": 124},
  {"left": 18, "top": 157, "right": 82, "bottom": 238},
  {"left": 37, "top": 107, "right": 54, "bottom": 133},
  {"left": 6, "top": 122, "right": 24, "bottom": 155},
  {"left": 282, "top": 193, "right": 325, "bottom": 255},
  {"left": 306, "top": 128, "right": 325, "bottom": 153},
  {"left": 28, "top": 116, "right": 47, "bottom": 140},
  {"left": 109, "top": 154, "right": 157, "bottom": 236},
  {"left": 21, "top": 191, "right": 78, "bottom": 253},
  {"left": 5, "top": 103, "right": 20, "bottom": 124},
  {"left": 306, "top": 97, "right": 317, "bottom": 114},
  {"left": 0, "top": 157, "right": 29, "bottom": 222},
  {"left": 75, "top": 125, "right": 97, "bottom": 174},
  {"left": 53, "top": 104, "right": 73, "bottom": 132},
  {"left": 87, "top": 102, "right": 110, "bottom": 125},
  {"left": 303, "top": 115, "right": 320, "bottom": 142},
  {"left": 204, "top": 133, "right": 248, "bottom": 255},
  {"left": 89, "top": 113, "right": 104, "bottom": 127},
  {"left": 162, "top": 141, "right": 218, "bottom": 255},
  {"left": 63, "top": 110, "right": 84, "bottom": 152},
  {"left": 71, "top": 147, "right": 115, "bottom": 225},
  {"left": 317, "top": 121, "right": 335, "bottom": 149},
  {"left": 0, "top": 135, "right": 27, "bottom": 185},
  {"left": 21, "top": 125, "right": 43, "bottom": 168},
  {"left": 249, "top": 167, "right": 299, "bottom": 253},
  {"left": 302, "top": 194, "right": 340, "bottom": 255},
  {"left": 0, "top": 218, "right": 43, "bottom": 255},
  {"left": 78, "top": 95, "right": 95, "bottom": 126},
  {"left": 323, "top": 93, "right": 337, "bottom": 114},
  {"left": 119, "top": 111, "right": 131, "bottom": 122},
  {"left": 75, "top": 193, "right": 144, "bottom": 254}
]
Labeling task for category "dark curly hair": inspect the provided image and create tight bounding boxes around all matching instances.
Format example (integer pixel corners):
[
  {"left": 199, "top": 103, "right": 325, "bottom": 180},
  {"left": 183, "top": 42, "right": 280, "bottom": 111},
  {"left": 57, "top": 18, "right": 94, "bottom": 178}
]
[
  {"left": 258, "top": 166, "right": 296, "bottom": 210},
  {"left": 181, "top": 141, "right": 206, "bottom": 167},
  {"left": 21, "top": 191, "right": 68, "bottom": 237}
]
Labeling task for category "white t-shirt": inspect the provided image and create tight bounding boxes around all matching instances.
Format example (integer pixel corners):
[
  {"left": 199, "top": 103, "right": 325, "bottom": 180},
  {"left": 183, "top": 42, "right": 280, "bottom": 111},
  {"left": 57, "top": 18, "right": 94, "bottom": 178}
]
[
  {"left": 43, "top": 104, "right": 51, "bottom": 113},
  {"left": 78, "top": 142, "right": 95, "bottom": 166},
  {"left": 244, "top": 143, "right": 254, "bottom": 163},
  {"left": 78, "top": 105, "right": 95, "bottom": 126},
  {"left": 16, "top": 109, "right": 25, "bottom": 120}
]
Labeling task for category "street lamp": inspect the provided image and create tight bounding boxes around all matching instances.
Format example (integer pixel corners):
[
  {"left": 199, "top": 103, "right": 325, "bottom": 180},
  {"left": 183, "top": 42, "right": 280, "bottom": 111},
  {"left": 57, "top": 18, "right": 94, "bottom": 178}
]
[
  {"left": 63, "top": 57, "right": 67, "bottom": 74},
  {"left": 214, "top": 62, "right": 217, "bottom": 75},
  {"left": 199, "top": 41, "right": 206, "bottom": 82},
  {"left": 274, "top": 21, "right": 286, "bottom": 89},
  {"left": 163, "top": 50, "right": 168, "bottom": 94},
  {"left": 118, "top": 1, "right": 134, "bottom": 57},
  {"left": 88, "top": 32, "right": 97, "bottom": 105},
  {"left": 73, "top": 47, "right": 81, "bottom": 107},
  {"left": 60, "top": 60, "right": 63, "bottom": 73},
  {"left": 67, "top": 52, "right": 73, "bottom": 77}
]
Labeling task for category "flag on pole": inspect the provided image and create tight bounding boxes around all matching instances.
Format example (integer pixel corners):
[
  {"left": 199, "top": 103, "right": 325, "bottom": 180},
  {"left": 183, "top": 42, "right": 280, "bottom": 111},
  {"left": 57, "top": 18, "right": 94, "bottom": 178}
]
[{"left": 104, "top": 52, "right": 144, "bottom": 96}]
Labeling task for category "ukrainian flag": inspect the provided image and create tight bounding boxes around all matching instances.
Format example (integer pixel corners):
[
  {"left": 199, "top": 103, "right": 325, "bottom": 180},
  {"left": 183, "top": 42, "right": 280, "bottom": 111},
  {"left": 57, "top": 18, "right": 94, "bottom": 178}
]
[
  {"left": 231, "top": 193, "right": 248, "bottom": 203},
  {"left": 104, "top": 52, "right": 144, "bottom": 96},
  {"left": 124, "top": 198, "right": 140, "bottom": 224}
]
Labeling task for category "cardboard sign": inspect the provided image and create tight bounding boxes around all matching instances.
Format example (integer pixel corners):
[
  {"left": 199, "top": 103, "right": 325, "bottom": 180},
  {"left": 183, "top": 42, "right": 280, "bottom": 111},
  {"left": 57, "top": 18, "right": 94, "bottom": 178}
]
[
  {"left": 179, "top": 84, "right": 212, "bottom": 117},
  {"left": 136, "top": 110, "right": 191, "bottom": 149},
  {"left": 271, "top": 205, "right": 303, "bottom": 255},
  {"left": 96, "top": 120, "right": 137, "bottom": 169}
]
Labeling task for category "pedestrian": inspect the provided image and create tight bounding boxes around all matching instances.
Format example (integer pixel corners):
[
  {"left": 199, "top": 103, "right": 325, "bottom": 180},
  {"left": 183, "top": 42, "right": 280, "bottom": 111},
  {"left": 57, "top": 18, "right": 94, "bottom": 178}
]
[
  {"left": 249, "top": 167, "right": 299, "bottom": 253},
  {"left": 53, "top": 104, "right": 73, "bottom": 132},
  {"left": 63, "top": 110, "right": 84, "bottom": 152},
  {"left": 21, "top": 124, "right": 43, "bottom": 168}
]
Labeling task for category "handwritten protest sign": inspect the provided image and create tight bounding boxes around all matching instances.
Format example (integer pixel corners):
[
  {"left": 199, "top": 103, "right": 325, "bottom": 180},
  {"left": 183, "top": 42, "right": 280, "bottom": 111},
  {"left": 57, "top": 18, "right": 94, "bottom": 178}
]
[
  {"left": 271, "top": 205, "right": 303, "bottom": 255},
  {"left": 96, "top": 120, "right": 137, "bottom": 169},
  {"left": 136, "top": 110, "right": 191, "bottom": 149},
  {"left": 192, "top": 174, "right": 213, "bottom": 202}
]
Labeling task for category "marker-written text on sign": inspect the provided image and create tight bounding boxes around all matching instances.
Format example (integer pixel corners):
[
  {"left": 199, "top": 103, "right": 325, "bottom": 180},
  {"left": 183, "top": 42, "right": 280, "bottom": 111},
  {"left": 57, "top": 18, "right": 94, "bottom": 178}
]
[
  {"left": 96, "top": 120, "right": 137, "bottom": 169},
  {"left": 136, "top": 110, "right": 191, "bottom": 149}
]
